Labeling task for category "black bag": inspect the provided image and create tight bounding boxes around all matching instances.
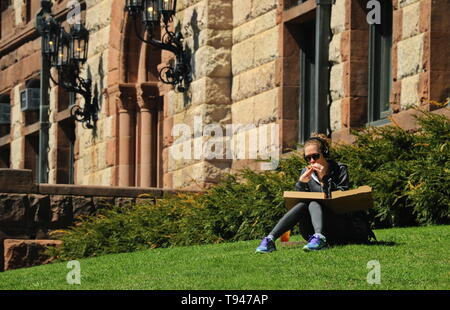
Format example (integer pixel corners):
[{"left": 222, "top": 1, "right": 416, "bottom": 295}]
[{"left": 348, "top": 211, "right": 377, "bottom": 244}]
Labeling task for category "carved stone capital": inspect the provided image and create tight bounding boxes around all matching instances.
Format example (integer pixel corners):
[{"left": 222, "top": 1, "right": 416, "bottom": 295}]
[
  {"left": 110, "top": 83, "right": 138, "bottom": 112},
  {"left": 137, "top": 82, "right": 160, "bottom": 111}
]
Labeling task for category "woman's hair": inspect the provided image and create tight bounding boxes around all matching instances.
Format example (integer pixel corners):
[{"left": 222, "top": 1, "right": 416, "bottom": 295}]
[{"left": 304, "top": 133, "right": 331, "bottom": 156}]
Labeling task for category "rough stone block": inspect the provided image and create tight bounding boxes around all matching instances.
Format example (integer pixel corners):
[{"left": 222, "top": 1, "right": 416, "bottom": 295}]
[
  {"left": 29, "top": 194, "right": 51, "bottom": 227},
  {"left": 172, "top": 103, "right": 231, "bottom": 135},
  {"left": 172, "top": 160, "right": 231, "bottom": 189},
  {"left": 193, "top": 46, "right": 231, "bottom": 79},
  {"left": 232, "top": 26, "right": 278, "bottom": 76},
  {"left": 0, "top": 194, "right": 29, "bottom": 235},
  {"left": 72, "top": 196, "right": 96, "bottom": 219},
  {"left": 232, "top": 61, "right": 277, "bottom": 102},
  {"left": 254, "top": 26, "right": 279, "bottom": 67},
  {"left": 330, "top": 63, "right": 344, "bottom": 101},
  {"left": 429, "top": 70, "right": 450, "bottom": 103},
  {"left": 93, "top": 196, "right": 115, "bottom": 210},
  {"left": 3, "top": 239, "right": 62, "bottom": 271},
  {"left": 429, "top": 0, "right": 449, "bottom": 33},
  {"left": 252, "top": 87, "right": 279, "bottom": 125},
  {"left": 397, "top": 34, "right": 424, "bottom": 79},
  {"left": 390, "top": 108, "right": 425, "bottom": 131},
  {"left": 329, "top": 32, "right": 342, "bottom": 64},
  {"left": 116, "top": 197, "right": 136, "bottom": 208},
  {"left": 194, "top": 29, "right": 232, "bottom": 49},
  {"left": 393, "top": 8, "right": 403, "bottom": 43},
  {"left": 232, "top": 38, "right": 255, "bottom": 75},
  {"left": 402, "top": 1, "right": 420, "bottom": 40},
  {"left": 206, "top": 0, "right": 233, "bottom": 30},
  {"left": 189, "top": 77, "right": 232, "bottom": 108},
  {"left": 233, "top": 10, "right": 276, "bottom": 45},
  {"left": 86, "top": 0, "right": 112, "bottom": 33},
  {"left": 330, "top": 100, "right": 343, "bottom": 132},
  {"left": 344, "top": 61, "right": 369, "bottom": 97},
  {"left": 233, "top": 0, "right": 252, "bottom": 27},
  {"left": 342, "top": 97, "right": 368, "bottom": 128},
  {"left": 331, "top": 0, "right": 346, "bottom": 34},
  {"left": 399, "top": 0, "right": 420, "bottom": 8},
  {"left": 49, "top": 195, "right": 73, "bottom": 229},
  {"left": 400, "top": 74, "right": 420, "bottom": 109},
  {"left": 232, "top": 96, "right": 255, "bottom": 125},
  {"left": 430, "top": 31, "right": 450, "bottom": 70},
  {"left": 251, "top": 0, "right": 277, "bottom": 20},
  {"left": 331, "top": 128, "right": 357, "bottom": 145}
]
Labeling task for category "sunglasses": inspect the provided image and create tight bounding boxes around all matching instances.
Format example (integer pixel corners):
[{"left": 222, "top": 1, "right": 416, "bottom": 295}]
[{"left": 304, "top": 153, "right": 321, "bottom": 162}]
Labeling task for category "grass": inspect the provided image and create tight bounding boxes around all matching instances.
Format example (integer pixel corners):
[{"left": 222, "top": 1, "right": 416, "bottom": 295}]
[{"left": 0, "top": 225, "right": 449, "bottom": 290}]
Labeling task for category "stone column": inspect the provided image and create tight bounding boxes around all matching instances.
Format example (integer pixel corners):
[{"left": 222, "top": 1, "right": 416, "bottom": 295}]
[
  {"left": 116, "top": 84, "right": 137, "bottom": 187},
  {"left": 137, "top": 82, "right": 159, "bottom": 188}
]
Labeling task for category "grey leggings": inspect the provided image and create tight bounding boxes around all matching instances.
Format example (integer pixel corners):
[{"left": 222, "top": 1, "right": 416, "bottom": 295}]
[{"left": 269, "top": 201, "right": 352, "bottom": 244}]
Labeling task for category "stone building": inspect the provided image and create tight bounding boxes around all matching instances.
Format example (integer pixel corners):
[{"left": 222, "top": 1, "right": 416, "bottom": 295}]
[{"left": 0, "top": 0, "right": 449, "bottom": 190}]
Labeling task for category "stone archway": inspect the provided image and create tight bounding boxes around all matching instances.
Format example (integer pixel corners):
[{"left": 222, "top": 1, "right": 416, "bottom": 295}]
[{"left": 105, "top": 0, "right": 162, "bottom": 187}]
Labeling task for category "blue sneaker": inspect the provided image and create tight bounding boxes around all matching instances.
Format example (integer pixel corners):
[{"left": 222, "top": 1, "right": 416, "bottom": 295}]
[
  {"left": 255, "top": 237, "right": 276, "bottom": 253},
  {"left": 303, "top": 233, "right": 328, "bottom": 251}
]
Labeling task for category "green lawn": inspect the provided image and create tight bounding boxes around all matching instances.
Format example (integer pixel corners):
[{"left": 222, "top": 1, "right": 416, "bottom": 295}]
[{"left": 0, "top": 225, "right": 449, "bottom": 290}]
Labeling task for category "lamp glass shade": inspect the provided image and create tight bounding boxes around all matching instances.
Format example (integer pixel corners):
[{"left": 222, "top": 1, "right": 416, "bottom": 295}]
[
  {"left": 57, "top": 29, "right": 71, "bottom": 67},
  {"left": 42, "top": 17, "right": 60, "bottom": 65},
  {"left": 70, "top": 24, "right": 89, "bottom": 63},
  {"left": 159, "top": 0, "right": 176, "bottom": 24},
  {"left": 126, "top": 0, "right": 143, "bottom": 14},
  {"left": 43, "top": 26, "right": 59, "bottom": 57},
  {"left": 143, "top": 0, "right": 159, "bottom": 24},
  {"left": 160, "top": 0, "right": 175, "bottom": 12}
]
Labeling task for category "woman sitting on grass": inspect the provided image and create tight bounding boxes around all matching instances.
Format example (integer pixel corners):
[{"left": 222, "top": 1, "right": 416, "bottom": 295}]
[{"left": 256, "top": 134, "right": 374, "bottom": 253}]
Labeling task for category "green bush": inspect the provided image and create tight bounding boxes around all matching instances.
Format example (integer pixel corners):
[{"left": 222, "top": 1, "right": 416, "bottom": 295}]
[
  {"left": 50, "top": 109, "right": 450, "bottom": 260},
  {"left": 50, "top": 170, "right": 298, "bottom": 261},
  {"left": 331, "top": 110, "right": 450, "bottom": 227}
]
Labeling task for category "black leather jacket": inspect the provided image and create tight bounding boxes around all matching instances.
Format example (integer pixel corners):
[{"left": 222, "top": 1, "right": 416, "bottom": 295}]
[{"left": 294, "top": 160, "right": 350, "bottom": 194}]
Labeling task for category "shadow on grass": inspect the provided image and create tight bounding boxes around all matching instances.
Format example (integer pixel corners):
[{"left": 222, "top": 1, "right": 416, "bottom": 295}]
[
  {"left": 366, "top": 240, "right": 398, "bottom": 246},
  {"left": 329, "top": 240, "right": 400, "bottom": 248}
]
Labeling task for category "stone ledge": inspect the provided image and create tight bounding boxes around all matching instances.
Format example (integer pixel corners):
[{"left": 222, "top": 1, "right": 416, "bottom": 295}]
[
  {"left": 38, "top": 184, "right": 164, "bottom": 198},
  {"left": 0, "top": 169, "right": 37, "bottom": 194},
  {"left": 390, "top": 106, "right": 450, "bottom": 131},
  {"left": 0, "top": 169, "right": 204, "bottom": 197},
  {"left": 331, "top": 107, "right": 450, "bottom": 144},
  {"left": 3, "top": 239, "right": 62, "bottom": 271}
]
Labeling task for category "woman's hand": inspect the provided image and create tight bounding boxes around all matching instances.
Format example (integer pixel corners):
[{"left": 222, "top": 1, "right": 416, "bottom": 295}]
[
  {"left": 311, "top": 163, "right": 326, "bottom": 178},
  {"left": 299, "top": 163, "right": 327, "bottom": 183},
  {"left": 299, "top": 166, "right": 315, "bottom": 183}
]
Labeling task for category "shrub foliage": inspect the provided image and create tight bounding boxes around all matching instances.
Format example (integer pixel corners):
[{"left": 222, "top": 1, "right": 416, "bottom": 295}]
[{"left": 50, "top": 109, "right": 450, "bottom": 260}]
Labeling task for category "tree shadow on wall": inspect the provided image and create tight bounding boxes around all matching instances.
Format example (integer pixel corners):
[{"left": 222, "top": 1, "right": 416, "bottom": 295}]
[{"left": 175, "top": 8, "right": 203, "bottom": 108}]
